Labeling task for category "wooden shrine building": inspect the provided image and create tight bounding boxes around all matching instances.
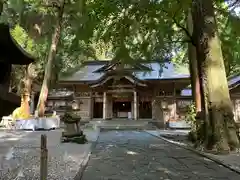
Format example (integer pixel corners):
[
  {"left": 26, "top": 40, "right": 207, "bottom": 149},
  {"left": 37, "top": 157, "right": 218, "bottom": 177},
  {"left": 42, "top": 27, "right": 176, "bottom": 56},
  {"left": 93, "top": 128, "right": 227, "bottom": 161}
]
[{"left": 48, "top": 60, "right": 240, "bottom": 127}]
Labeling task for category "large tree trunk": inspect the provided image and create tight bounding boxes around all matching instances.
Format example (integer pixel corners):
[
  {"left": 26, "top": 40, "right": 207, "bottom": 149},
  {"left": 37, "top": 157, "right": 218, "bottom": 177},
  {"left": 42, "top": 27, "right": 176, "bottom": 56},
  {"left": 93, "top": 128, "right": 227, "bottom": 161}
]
[
  {"left": 37, "top": 1, "right": 65, "bottom": 117},
  {"left": 192, "top": 0, "right": 240, "bottom": 153},
  {"left": 187, "top": 9, "right": 201, "bottom": 113}
]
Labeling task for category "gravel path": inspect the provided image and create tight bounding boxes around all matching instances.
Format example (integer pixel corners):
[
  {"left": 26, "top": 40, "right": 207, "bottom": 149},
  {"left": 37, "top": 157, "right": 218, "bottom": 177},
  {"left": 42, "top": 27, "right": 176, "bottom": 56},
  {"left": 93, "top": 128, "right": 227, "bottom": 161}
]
[
  {"left": 0, "top": 130, "right": 32, "bottom": 159},
  {"left": 0, "top": 129, "right": 98, "bottom": 180},
  {"left": 81, "top": 130, "right": 240, "bottom": 180}
]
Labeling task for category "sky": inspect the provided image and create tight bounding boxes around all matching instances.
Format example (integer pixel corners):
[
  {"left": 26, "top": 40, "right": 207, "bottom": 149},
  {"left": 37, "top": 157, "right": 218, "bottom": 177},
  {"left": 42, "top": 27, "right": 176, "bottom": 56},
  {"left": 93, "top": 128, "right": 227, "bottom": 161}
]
[{"left": 226, "top": 0, "right": 240, "bottom": 14}]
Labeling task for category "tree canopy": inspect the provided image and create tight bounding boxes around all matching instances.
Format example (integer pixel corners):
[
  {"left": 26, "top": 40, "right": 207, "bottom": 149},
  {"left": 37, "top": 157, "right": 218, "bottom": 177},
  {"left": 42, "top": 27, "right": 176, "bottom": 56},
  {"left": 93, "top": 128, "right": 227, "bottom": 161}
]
[{"left": 1, "top": 0, "right": 240, "bottom": 87}]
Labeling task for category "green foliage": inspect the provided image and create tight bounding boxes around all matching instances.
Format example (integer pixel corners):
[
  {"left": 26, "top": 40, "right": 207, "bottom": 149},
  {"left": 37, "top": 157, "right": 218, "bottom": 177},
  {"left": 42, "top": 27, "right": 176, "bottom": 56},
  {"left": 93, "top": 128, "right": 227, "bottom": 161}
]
[
  {"left": 185, "top": 103, "right": 199, "bottom": 143},
  {"left": 73, "top": 0, "right": 191, "bottom": 62},
  {"left": 61, "top": 132, "right": 87, "bottom": 144},
  {"left": 174, "top": 2, "right": 240, "bottom": 76},
  {"left": 10, "top": 25, "right": 42, "bottom": 93},
  {"left": 185, "top": 103, "right": 197, "bottom": 131},
  {"left": 62, "top": 111, "right": 81, "bottom": 124},
  {"left": 2, "top": 0, "right": 240, "bottom": 87},
  {"left": 2, "top": 0, "right": 98, "bottom": 89},
  {"left": 216, "top": 4, "right": 240, "bottom": 76}
]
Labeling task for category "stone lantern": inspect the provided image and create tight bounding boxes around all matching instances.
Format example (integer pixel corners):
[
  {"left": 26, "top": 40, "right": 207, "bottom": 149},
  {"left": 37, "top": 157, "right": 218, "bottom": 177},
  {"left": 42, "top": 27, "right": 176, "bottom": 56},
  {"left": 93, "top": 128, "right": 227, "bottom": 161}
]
[
  {"left": 71, "top": 100, "right": 79, "bottom": 110},
  {"left": 161, "top": 100, "right": 168, "bottom": 109},
  {"left": 61, "top": 100, "right": 87, "bottom": 144}
]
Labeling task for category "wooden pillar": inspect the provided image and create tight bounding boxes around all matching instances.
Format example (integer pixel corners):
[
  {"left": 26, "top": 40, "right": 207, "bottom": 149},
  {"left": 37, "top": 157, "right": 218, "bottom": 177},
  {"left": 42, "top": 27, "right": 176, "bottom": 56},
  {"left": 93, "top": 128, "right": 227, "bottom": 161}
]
[
  {"left": 103, "top": 92, "right": 107, "bottom": 120},
  {"left": 237, "top": 99, "right": 240, "bottom": 122},
  {"left": 151, "top": 89, "right": 156, "bottom": 120},
  {"left": 108, "top": 95, "right": 112, "bottom": 119},
  {"left": 234, "top": 99, "right": 240, "bottom": 122},
  {"left": 134, "top": 91, "right": 138, "bottom": 120},
  {"left": 131, "top": 101, "right": 134, "bottom": 120},
  {"left": 152, "top": 99, "right": 156, "bottom": 120},
  {"left": 89, "top": 91, "right": 93, "bottom": 119},
  {"left": 173, "top": 83, "right": 177, "bottom": 120}
]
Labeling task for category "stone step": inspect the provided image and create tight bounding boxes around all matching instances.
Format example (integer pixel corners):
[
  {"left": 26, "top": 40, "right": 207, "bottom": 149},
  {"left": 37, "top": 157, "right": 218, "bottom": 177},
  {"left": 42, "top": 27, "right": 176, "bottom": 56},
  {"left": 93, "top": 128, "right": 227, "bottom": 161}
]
[{"left": 84, "top": 121, "right": 158, "bottom": 130}]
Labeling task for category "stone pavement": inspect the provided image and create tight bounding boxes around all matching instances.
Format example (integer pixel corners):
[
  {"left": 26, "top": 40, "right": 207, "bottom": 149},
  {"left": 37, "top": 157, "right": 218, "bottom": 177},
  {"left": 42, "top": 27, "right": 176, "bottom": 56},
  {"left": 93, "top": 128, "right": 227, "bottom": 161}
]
[
  {"left": 0, "top": 128, "right": 99, "bottom": 180},
  {"left": 81, "top": 130, "right": 240, "bottom": 180},
  {"left": 146, "top": 130, "right": 240, "bottom": 174},
  {"left": 87, "top": 120, "right": 157, "bottom": 130}
]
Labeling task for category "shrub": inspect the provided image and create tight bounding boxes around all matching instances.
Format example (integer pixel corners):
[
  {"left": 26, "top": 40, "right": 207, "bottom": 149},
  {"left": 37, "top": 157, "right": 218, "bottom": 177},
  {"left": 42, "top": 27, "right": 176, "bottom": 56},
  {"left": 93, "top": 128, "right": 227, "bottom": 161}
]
[
  {"left": 185, "top": 103, "right": 197, "bottom": 131},
  {"left": 185, "top": 103, "right": 198, "bottom": 142}
]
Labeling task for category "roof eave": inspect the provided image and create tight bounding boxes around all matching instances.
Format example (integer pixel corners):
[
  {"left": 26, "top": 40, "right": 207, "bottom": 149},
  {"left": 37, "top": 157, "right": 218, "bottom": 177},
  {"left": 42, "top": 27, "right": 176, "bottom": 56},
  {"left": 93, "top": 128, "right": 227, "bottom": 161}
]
[{"left": 0, "top": 23, "right": 35, "bottom": 65}]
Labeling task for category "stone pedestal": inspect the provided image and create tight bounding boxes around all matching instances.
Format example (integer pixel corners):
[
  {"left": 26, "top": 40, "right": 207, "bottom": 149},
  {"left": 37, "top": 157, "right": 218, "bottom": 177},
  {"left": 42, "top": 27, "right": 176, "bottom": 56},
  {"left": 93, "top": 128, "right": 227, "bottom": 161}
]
[
  {"left": 61, "top": 121, "right": 87, "bottom": 144},
  {"left": 63, "top": 122, "right": 81, "bottom": 136},
  {"left": 151, "top": 98, "right": 165, "bottom": 128},
  {"left": 163, "top": 111, "right": 170, "bottom": 129}
]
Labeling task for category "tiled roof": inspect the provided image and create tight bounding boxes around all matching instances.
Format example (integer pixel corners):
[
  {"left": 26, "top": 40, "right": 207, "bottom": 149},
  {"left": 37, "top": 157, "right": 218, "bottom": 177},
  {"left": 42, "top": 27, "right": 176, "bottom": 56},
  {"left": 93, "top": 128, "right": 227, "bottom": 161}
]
[
  {"left": 59, "top": 61, "right": 189, "bottom": 82},
  {"left": 228, "top": 75, "right": 240, "bottom": 87},
  {"left": 180, "top": 74, "right": 240, "bottom": 96},
  {"left": 133, "top": 62, "right": 189, "bottom": 80},
  {"left": 60, "top": 64, "right": 105, "bottom": 81}
]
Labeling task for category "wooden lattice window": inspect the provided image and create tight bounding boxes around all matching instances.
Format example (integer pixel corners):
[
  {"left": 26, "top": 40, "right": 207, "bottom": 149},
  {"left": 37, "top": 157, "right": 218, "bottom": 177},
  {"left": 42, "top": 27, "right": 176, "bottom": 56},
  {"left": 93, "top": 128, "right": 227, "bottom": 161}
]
[
  {"left": 75, "top": 92, "right": 91, "bottom": 97},
  {"left": 156, "top": 91, "right": 173, "bottom": 97}
]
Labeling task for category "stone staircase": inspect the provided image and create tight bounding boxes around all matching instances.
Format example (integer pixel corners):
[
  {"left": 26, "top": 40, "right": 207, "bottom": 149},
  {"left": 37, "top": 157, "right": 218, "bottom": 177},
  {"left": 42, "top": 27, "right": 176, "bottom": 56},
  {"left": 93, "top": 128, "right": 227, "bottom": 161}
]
[{"left": 84, "top": 119, "right": 158, "bottom": 130}]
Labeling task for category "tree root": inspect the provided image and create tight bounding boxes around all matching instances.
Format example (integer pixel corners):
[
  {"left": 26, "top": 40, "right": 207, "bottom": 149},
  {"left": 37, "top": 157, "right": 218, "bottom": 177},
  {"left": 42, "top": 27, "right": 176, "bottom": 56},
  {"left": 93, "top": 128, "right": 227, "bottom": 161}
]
[{"left": 192, "top": 110, "right": 240, "bottom": 154}]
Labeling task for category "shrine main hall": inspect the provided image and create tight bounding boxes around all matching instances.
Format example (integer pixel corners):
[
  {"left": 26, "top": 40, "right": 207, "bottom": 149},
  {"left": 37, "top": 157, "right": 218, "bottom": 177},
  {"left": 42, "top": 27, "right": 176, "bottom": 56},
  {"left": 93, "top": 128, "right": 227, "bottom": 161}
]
[{"left": 47, "top": 60, "right": 240, "bottom": 127}]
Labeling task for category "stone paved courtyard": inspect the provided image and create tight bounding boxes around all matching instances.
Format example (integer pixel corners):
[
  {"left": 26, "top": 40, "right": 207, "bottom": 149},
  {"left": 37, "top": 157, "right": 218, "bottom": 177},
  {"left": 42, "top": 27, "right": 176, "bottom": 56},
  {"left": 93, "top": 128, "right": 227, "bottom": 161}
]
[{"left": 81, "top": 130, "right": 240, "bottom": 180}]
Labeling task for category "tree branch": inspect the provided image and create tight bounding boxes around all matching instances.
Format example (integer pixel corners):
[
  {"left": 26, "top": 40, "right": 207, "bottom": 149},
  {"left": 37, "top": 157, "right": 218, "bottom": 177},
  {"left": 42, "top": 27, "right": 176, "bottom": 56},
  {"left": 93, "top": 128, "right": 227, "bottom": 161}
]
[
  {"left": 42, "top": 0, "right": 68, "bottom": 9},
  {"left": 0, "top": 0, "right": 7, "bottom": 16},
  {"left": 161, "top": 2, "right": 196, "bottom": 46},
  {"left": 172, "top": 14, "right": 195, "bottom": 46},
  {"left": 229, "top": 0, "right": 240, "bottom": 9},
  {"left": 173, "top": 0, "right": 196, "bottom": 46},
  {"left": 169, "top": 39, "right": 192, "bottom": 44}
]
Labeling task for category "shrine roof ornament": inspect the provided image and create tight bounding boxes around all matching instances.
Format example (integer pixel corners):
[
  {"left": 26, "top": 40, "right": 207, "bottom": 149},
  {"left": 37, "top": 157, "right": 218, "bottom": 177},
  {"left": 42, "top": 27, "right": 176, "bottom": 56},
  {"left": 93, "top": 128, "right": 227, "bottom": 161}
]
[
  {"left": 48, "top": 89, "right": 74, "bottom": 99},
  {"left": 0, "top": 23, "right": 35, "bottom": 65},
  {"left": 89, "top": 73, "right": 148, "bottom": 88},
  {"left": 93, "top": 60, "right": 152, "bottom": 73}
]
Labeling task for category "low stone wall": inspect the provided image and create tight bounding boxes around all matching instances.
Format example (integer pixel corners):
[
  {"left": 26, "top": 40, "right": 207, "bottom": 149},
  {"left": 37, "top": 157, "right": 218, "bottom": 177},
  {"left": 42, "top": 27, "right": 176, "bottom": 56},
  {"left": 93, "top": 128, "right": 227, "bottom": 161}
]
[{"left": 14, "top": 117, "right": 60, "bottom": 130}]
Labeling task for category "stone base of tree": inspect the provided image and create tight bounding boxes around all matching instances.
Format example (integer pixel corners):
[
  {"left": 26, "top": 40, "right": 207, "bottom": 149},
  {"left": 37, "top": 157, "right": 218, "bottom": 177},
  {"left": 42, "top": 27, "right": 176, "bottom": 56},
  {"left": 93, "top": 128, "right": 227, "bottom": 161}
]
[{"left": 188, "top": 114, "right": 240, "bottom": 155}]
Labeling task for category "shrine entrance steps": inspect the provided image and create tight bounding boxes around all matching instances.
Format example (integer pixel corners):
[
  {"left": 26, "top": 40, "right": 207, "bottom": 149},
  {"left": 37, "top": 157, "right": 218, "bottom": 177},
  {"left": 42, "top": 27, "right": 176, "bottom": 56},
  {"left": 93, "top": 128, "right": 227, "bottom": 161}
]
[{"left": 84, "top": 119, "right": 158, "bottom": 130}]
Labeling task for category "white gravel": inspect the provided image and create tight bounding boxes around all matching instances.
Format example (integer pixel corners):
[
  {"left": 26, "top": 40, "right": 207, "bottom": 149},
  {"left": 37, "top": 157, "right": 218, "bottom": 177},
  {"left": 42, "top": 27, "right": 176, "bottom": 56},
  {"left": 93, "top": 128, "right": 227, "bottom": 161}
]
[{"left": 0, "top": 129, "right": 99, "bottom": 180}]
